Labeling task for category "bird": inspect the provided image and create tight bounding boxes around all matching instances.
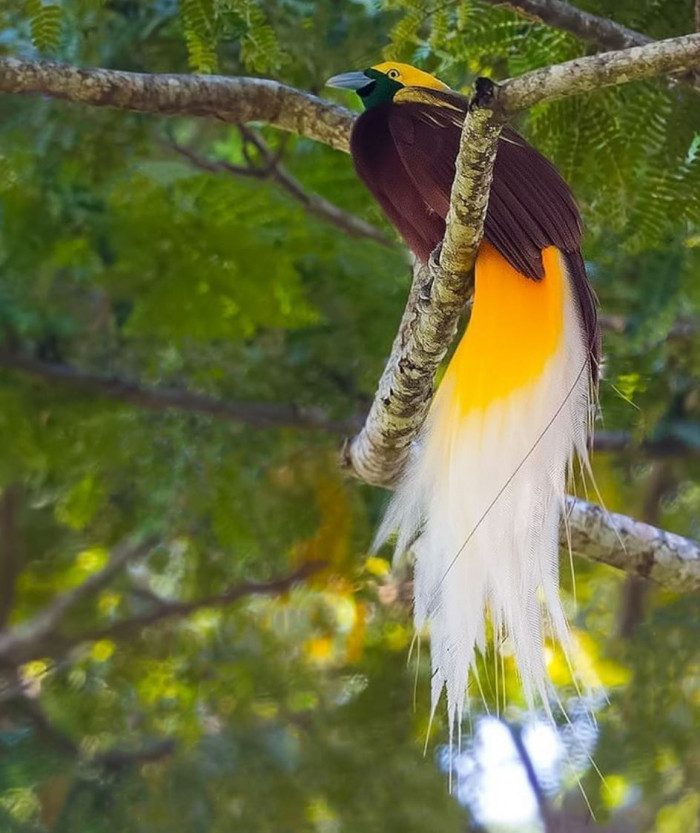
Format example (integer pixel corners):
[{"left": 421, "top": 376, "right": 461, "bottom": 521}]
[{"left": 326, "top": 63, "right": 600, "bottom": 729}]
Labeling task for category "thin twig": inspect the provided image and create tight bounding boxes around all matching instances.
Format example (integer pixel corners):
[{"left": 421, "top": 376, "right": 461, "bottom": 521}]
[
  {"left": 10, "top": 560, "right": 326, "bottom": 662},
  {"left": 0, "top": 536, "right": 157, "bottom": 663},
  {"left": 483, "top": 0, "right": 651, "bottom": 50},
  {"left": 0, "top": 351, "right": 361, "bottom": 434},
  {"left": 166, "top": 134, "right": 394, "bottom": 247}
]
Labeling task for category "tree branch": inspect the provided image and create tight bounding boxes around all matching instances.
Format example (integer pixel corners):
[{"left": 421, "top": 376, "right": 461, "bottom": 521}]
[
  {"left": 0, "top": 57, "right": 354, "bottom": 150},
  {"left": 3, "top": 350, "right": 696, "bottom": 458},
  {"left": 0, "top": 536, "right": 157, "bottom": 663},
  {"left": 566, "top": 498, "right": 699, "bottom": 593},
  {"left": 165, "top": 133, "right": 394, "bottom": 248},
  {"left": 92, "top": 738, "right": 176, "bottom": 771},
  {"left": 341, "top": 80, "right": 503, "bottom": 486},
  {"left": 499, "top": 34, "right": 700, "bottom": 114},
  {"left": 5, "top": 688, "right": 176, "bottom": 770},
  {"left": 482, "top": 0, "right": 700, "bottom": 93},
  {"left": 339, "top": 39, "right": 700, "bottom": 587},
  {"left": 507, "top": 723, "right": 553, "bottom": 831},
  {"left": 0, "top": 35, "right": 696, "bottom": 153},
  {"left": 483, "top": 0, "right": 651, "bottom": 51},
  {"left": 3, "top": 350, "right": 697, "bottom": 459},
  {"left": 7, "top": 692, "right": 79, "bottom": 757},
  {"left": 27, "top": 560, "right": 326, "bottom": 661},
  {"left": 0, "top": 40, "right": 698, "bottom": 587},
  {"left": 0, "top": 351, "right": 360, "bottom": 434}
]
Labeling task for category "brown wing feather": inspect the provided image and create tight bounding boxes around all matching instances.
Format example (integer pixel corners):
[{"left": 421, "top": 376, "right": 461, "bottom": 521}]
[
  {"left": 350, "top": 103, "right": 444, "bottom": 263},
  {"left": 348, "top": 87, "right": 598, "bottom": 370},
  {"left": 386, "top": 89, "right": 583, "bottom": 280}
]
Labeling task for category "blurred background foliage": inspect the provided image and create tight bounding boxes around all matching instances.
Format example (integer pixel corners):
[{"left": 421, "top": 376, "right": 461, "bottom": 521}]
[{"left": 0, "top": 0, "right": 698, "bottom": 831}]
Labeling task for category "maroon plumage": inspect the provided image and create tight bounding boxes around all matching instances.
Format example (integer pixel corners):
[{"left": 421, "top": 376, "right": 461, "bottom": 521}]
[{"left": 349, "top": 88, "right": 599, "bottom": 371}]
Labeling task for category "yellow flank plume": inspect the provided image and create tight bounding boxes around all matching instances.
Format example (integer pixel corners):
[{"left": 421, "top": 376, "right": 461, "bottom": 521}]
[
  {"left": 371, "top": 61, "right": 449, "bottom": 91},
  {"left": 443, "top": 242, "right": 565, "bottom": 415}
]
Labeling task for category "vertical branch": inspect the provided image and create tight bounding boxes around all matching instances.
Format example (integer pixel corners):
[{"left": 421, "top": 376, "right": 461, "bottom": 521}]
[
  {"left": 507, "top": 723, "right": 555, "bottom": 832},
  {"left": 439, "top": 79, "right": 503, "bottom": 275},
  {"left": 342, "top": 80, "right": 504, "bottom": 486},
  {"left": 0, "top": 484, "right": 22, "bottom": 630}
]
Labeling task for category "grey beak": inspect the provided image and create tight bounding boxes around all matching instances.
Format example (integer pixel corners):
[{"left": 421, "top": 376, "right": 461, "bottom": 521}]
[{"left": 326, "top": 71, "right": 372, "bottom": 91}]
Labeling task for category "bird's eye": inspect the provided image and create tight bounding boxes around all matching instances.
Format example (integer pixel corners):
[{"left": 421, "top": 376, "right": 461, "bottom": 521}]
[{"left": 387, "top": 68, "right": 400, "bottom": 80}]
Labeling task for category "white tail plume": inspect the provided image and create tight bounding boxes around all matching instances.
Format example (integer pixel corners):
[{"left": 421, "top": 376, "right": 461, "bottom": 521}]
[{"left": 375, "top": 245, "right": 594, "bottom": 729}]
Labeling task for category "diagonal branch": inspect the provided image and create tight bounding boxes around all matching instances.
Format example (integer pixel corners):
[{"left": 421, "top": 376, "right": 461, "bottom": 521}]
[
  {"left": 339, "top": 39, "right": 700, "bottom": 588},
  {"left": 483, "top": 0, "right": 651, "bottom": 51},
  {"left": 342, "top": 80, "right": 504, "bottom": 486},
  {"left": 0, "top": 536, "right": 157, "bottom": 663},
  {"left": 0, "top": 40, "right": 698, "bottom": 587},
  {"left": 499, "top": 34, "right": 700, "bottom": 113},
  {"left": 166, "top": 134, "right": 394, "bottom": 247},
  {"left": 481, "top": 0, "right": 700, "bottom": 93},
  {"left": 567, "top": 498, "right": 700, "bottom": 593},
  {"left": 15, "top": 560, "right": 326, "bottom": 663}
]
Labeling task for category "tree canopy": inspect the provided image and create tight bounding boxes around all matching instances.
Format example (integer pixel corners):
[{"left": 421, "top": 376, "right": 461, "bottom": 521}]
[{"left": 0, "top": 1, "right": 699, "bottom": 831}]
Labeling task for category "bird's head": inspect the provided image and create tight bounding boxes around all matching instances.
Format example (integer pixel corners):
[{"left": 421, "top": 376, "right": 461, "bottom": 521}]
[{"left": 326, "top": 62, "right": 448, "bottom": 110}]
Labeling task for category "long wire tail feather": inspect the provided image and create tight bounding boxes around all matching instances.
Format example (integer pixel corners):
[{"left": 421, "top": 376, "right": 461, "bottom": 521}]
[{"left": 375, "top": 243, "right": 598, "bottom": 730}]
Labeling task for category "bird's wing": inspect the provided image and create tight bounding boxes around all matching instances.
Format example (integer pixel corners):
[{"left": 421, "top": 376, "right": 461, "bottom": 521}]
[
  {"left": 388, "top": 88, "right": 582, "bottom": 280},
  {"left": 350, "top": 103, "right": 445, "bottom": 262}
]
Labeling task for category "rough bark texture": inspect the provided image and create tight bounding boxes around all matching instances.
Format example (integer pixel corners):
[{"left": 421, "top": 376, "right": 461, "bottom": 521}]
[
  {"left": 0, "top": 57, "right": 354, "bottom": 151},
  {"left": 566, "top": 498, "right": 700, "bottom": 593},
  {"left": 340, "top": 257, "right": 470, "bottom": 487},
  {"left": 0, "top": 39, "right": 699, "bottom": 588},
  {"left": 483, "top": 0, "right": 700, "bottom": 93},
  {"left": 440, "top": 81, "right": 504, "bottom": 275},
  {"left": 341, "top": 87, "right": 503, "bottom": 487},
  {"left": 500, "top": 34, "right": 700, "bottom": 113},
  {"left": 346, "top": 35, "right": 700, "bottom": 491},
  {"left": 338, "top": 42, "right": 700, "bottom": 591}
]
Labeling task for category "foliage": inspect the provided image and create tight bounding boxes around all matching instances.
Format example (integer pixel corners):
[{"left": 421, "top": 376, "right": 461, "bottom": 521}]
[
  {"left": 385, "top": 0, "right": 700, "bottom": 254},
  {"left": 0, "top": 1, "right": 698, "bottom": 832}
]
